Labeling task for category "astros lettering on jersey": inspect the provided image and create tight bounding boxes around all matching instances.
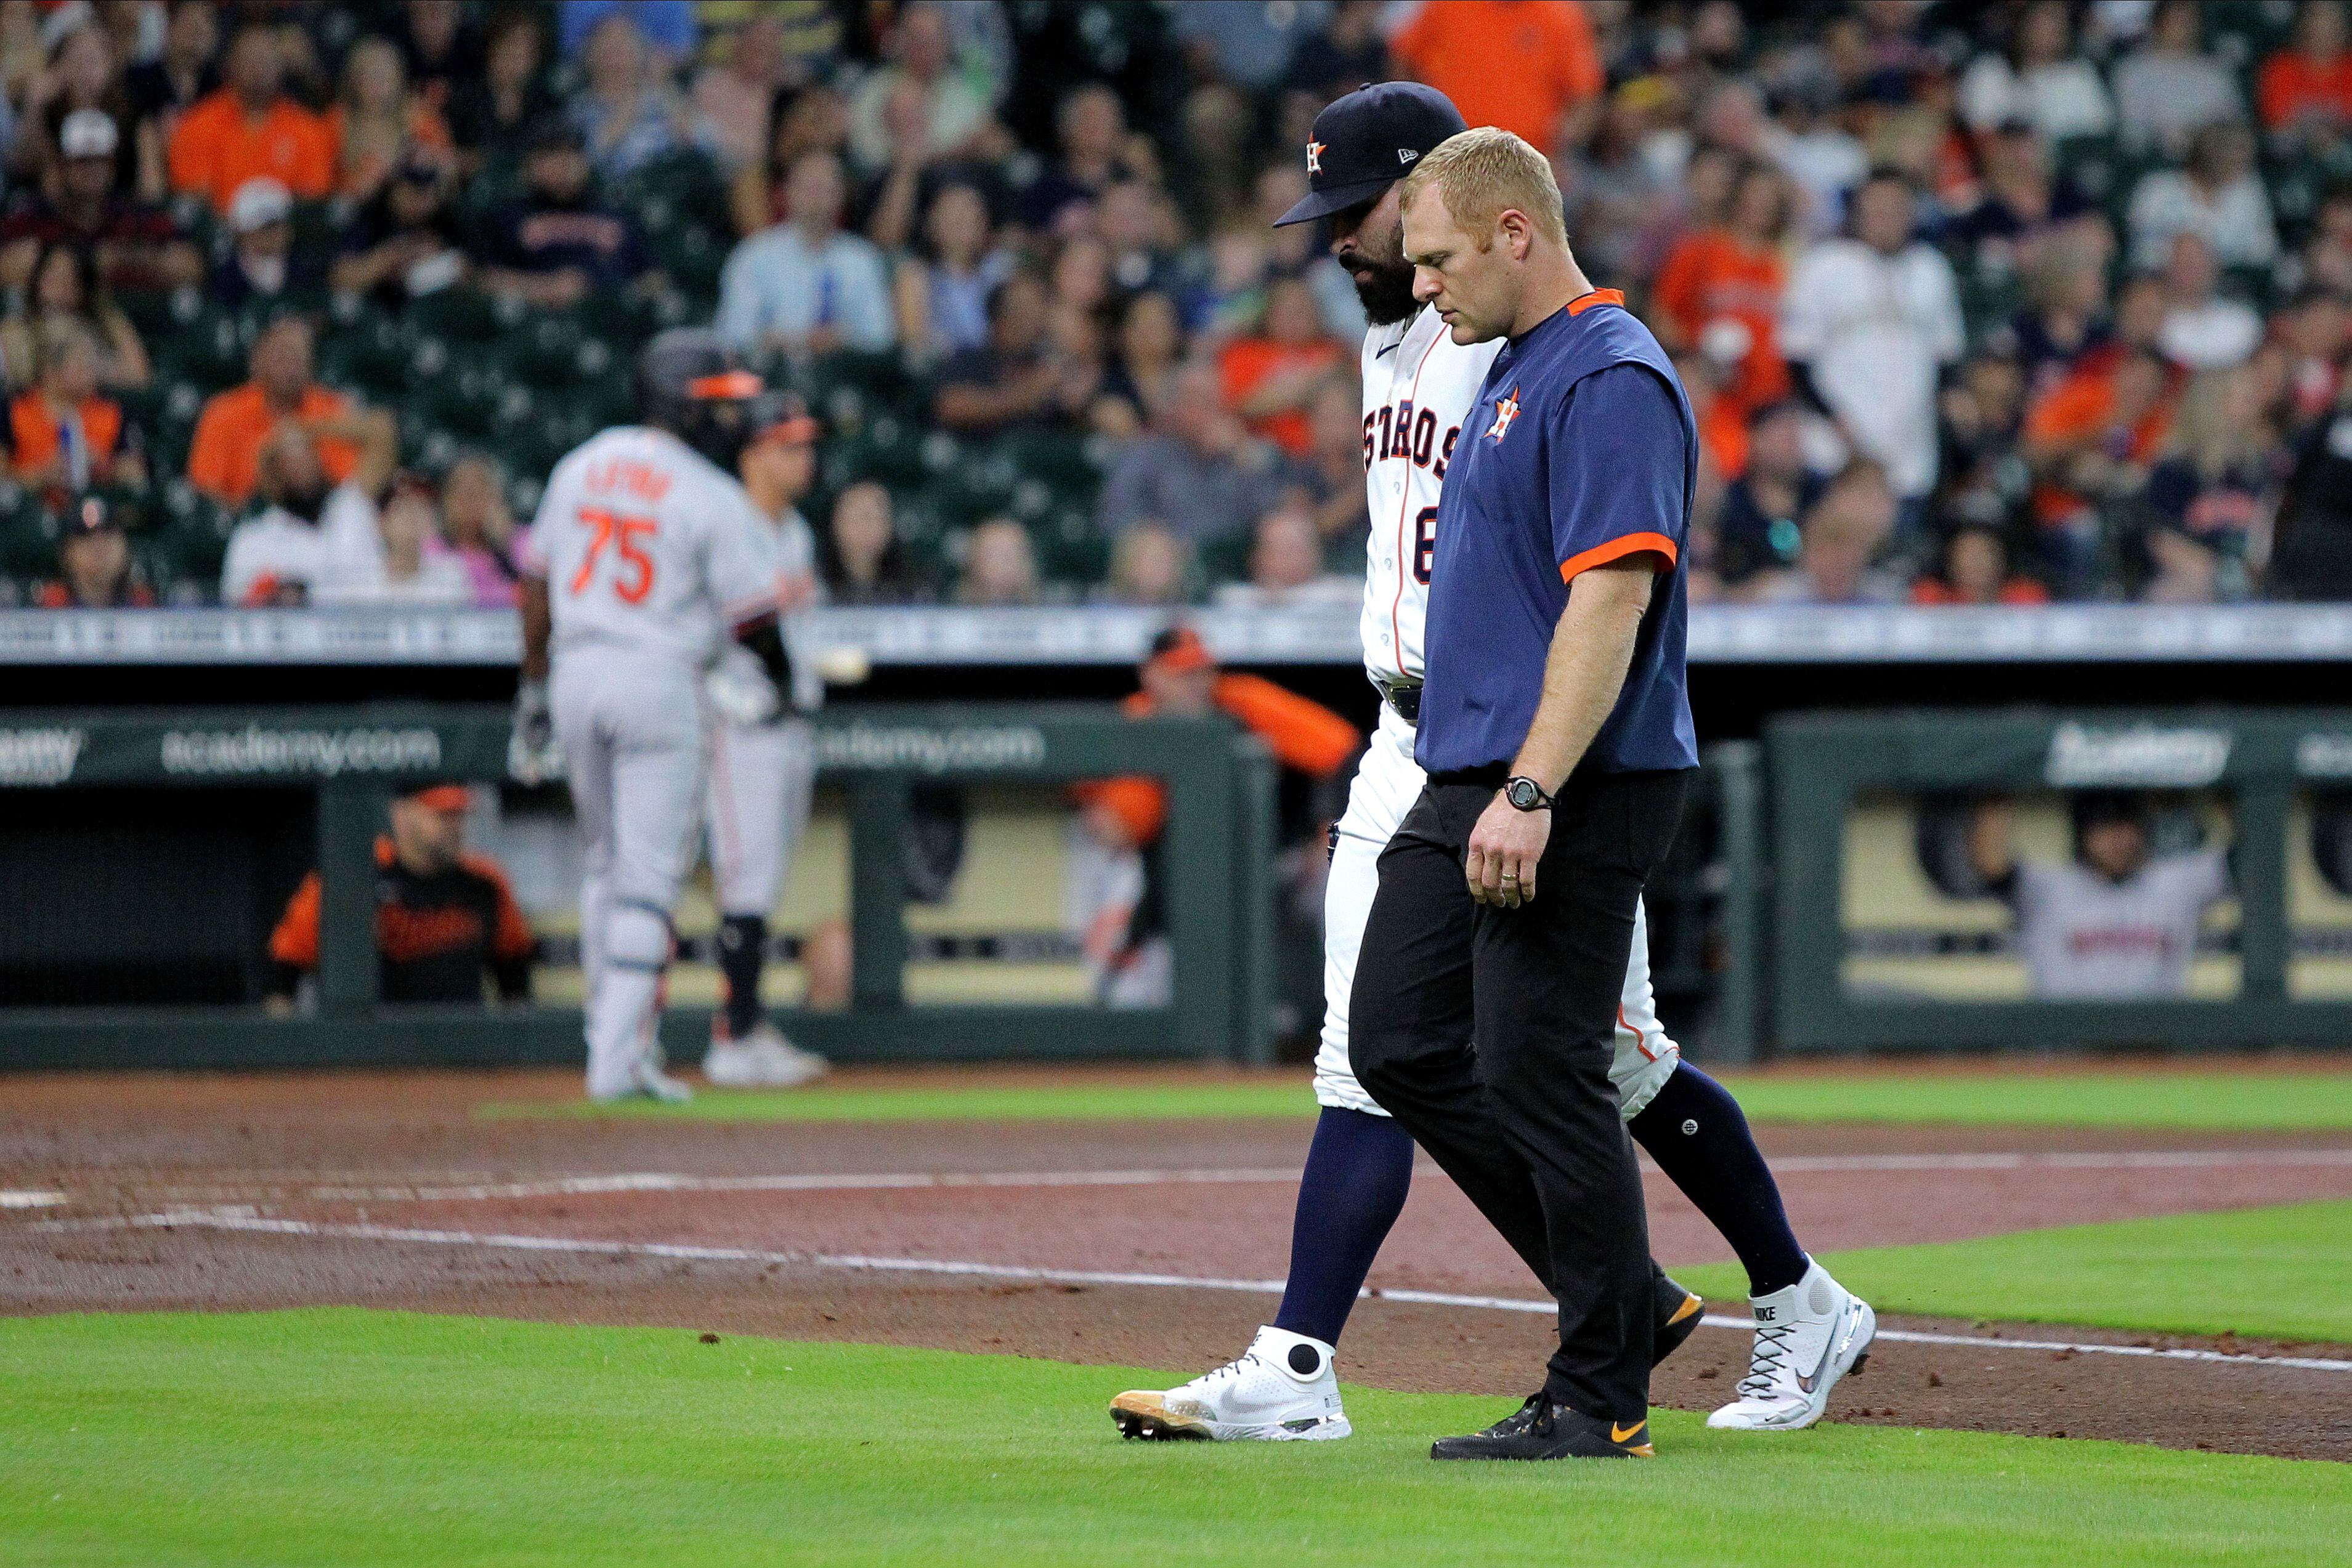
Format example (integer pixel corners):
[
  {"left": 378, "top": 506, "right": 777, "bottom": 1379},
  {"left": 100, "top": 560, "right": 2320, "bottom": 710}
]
[{"left": 1358, "top": 303, "right": 1502, "bottom": 689}]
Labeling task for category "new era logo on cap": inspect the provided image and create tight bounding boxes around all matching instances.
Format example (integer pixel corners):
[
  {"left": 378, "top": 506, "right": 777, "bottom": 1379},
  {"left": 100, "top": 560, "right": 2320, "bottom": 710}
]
[{"left": 1398, "top": 148, "right": 1419, "bottom": 163}]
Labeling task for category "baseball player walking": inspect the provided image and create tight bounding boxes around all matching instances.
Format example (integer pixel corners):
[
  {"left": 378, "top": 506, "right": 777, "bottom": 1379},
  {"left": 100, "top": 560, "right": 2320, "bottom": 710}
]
[
  {"left": 511, "top": 329, "right": 797, "bottom": 1103},
  {"left": 700, "top": 393, "right": 830, "bottom": 1089},
  {"left": 1114, "top": 86, "right": 1868, "bottom": 1447}
]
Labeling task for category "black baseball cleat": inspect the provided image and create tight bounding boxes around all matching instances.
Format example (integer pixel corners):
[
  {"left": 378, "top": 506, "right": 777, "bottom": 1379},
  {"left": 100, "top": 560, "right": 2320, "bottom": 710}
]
[
  {"left": 1654, "top": 1272, "right": 1706, "bottom": 1367},
  {"left": 1431, "top": 1399, "right": 1655, "bottom": 1460}
]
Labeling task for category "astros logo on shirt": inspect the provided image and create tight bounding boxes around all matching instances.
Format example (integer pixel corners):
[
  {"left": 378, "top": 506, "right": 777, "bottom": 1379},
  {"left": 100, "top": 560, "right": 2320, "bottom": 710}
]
[{"left": 1486, "top": 387, "right": 1522, "bottom": 442}]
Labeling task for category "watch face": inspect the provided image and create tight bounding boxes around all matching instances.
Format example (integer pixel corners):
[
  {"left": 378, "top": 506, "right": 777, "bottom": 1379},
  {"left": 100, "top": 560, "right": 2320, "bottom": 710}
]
[{"left": 1507, "top": 779, "right": 1539, "bottom": 809}]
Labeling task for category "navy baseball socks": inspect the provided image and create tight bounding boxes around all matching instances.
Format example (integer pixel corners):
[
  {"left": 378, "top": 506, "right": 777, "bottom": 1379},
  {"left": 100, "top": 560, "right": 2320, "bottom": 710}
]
[
  {"left": 1628, "top": 1063, "right": 1809, "bottom": 1296},
  {"left": 1273, "top": 1107, "right": 1416, "bottom": 1346}
]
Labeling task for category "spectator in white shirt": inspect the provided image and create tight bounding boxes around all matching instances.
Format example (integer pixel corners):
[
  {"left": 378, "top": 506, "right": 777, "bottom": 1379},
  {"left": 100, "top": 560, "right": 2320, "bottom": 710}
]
[
  {"left": 2155, "top": 233, "right": 2263, "bottom": 371},
  {"left": 714, "top": 150, "right": 896, "bottom": 358},
  {"left": 845, "top": 2, "right": 996, "bottom": 177},
  {"left": 2112, "top": 0, "right": 2246, "bottom": 155},
  {"left": 1960, "top": 0, "right": 2115, "bottom": 143},
  {"left": 220, "top": 414, "right": 397, "bottom": 606},
  {"left": 1780, "top": 169, "right": 1965, "bottom": 519},
  {"left": 2128, "top": 121, "right": 2279, "bottom": 272}
]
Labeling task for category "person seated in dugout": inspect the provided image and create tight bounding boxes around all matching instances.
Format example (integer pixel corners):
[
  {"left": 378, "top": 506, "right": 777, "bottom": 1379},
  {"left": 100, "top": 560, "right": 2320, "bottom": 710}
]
[
  {"left": 267, "top": 784, "right": 535, "bottom": 1010},
  {"left": 1071, "top": 626, "right": 1359, "bottom": 1002}
]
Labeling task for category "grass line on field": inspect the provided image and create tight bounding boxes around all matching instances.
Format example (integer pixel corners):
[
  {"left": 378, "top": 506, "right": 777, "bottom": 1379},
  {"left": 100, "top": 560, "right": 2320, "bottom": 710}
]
[
  {"left": 1675, "top": 1197, "right": 2352, "bottom": 1346},
  {"left": 478, "top": 1069, "right": 2352, "bottom": 1129},
  {"left": 1, "top": 1309, "right": 2346, "bottom": 1568}
]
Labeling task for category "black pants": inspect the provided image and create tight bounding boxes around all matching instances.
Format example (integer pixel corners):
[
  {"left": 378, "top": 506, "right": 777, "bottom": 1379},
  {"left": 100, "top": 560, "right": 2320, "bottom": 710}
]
[{"left": 1349, "top": 767, "right": 1690, "bottom": 1422}]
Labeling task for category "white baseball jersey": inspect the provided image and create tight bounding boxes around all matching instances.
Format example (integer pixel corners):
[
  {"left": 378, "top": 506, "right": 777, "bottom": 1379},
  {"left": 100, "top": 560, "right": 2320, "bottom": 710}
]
[
  {"left": 1358, "top": 306, "right": 1503, "bottom": 687},
  {"left": 2011, "top": 849, "right": 2230, "bottom": 998},
  {"left": 710, "top": 504, "right": 822, "bottom": 709},
  {"left": 704, "top": 503, "right": 822, "bottom": 920},
  {"left": 519, "top": 426, "right": 781, "bottom": 669},
  {"left": 1316, "top": 304, "right": 1679, "bottom": 1121}
]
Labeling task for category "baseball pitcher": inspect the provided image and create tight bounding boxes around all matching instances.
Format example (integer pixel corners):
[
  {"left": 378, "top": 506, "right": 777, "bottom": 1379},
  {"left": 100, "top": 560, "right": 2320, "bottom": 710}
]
[{"left": 1114, "top": 84, "right": 1870, "bottom": 1445}]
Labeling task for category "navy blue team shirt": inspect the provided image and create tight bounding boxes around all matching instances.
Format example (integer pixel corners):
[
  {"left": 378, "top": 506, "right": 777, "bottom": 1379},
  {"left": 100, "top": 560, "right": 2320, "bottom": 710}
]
[{"left": 1415, "top": 289, "right": 1700, "bottom": 778}]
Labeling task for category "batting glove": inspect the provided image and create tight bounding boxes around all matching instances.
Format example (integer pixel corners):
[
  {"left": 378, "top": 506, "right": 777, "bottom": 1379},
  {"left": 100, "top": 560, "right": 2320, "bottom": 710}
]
[
  {"left": 703, "top": 663, "right": 782, "bottom": 727},
  {"left": 509, "top": 678, "right": 563, "bottom": 785}
]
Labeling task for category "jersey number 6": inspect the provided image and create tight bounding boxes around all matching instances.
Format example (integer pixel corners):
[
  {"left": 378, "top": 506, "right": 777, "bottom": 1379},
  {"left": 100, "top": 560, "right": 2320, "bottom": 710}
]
[
  {"left": 1413, "top": 505, "right": 1437, "bottom": 586},
  {"left": 570, "top": 507, "right": 658, "bottom": 604}
]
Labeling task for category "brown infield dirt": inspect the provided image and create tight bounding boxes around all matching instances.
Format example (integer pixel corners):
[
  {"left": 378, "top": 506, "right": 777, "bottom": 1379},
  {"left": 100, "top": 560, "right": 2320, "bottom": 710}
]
[{"left": 4, "top": 1067, "right": 2350, "bottom": 1463}]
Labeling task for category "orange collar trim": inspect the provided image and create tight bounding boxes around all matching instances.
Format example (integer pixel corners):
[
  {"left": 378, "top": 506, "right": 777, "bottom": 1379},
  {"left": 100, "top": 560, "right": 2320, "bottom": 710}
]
[{"left": 1566, "top": 288, "right": 1626, "bottom": 316}]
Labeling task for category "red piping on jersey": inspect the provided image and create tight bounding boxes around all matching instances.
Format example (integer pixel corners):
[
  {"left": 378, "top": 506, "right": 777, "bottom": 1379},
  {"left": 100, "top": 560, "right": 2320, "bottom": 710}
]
[
  {"left": 1560, "top": 531, "right": 1678, "bottom": 583},
  {"left": 1620, "top": 1003, "right": 1657, "bottom": 1062},
  {"left": 1567, "top": 288, "right": 1626, "bottom": 316},
  {"left": 1390, "top": 326, "right": 1448, "bottom": 676}
]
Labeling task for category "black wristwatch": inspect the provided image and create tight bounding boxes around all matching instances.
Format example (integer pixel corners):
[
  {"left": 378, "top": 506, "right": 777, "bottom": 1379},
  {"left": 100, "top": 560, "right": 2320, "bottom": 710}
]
[{"left": 1502, "top": 776, "right": 1554, "bottom": 812}]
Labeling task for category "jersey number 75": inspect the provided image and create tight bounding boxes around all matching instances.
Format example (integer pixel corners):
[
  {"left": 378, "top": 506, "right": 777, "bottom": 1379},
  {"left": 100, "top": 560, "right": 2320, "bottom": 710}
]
[{"left": 569, "top": 507, "right": 658, "bottom": 604}]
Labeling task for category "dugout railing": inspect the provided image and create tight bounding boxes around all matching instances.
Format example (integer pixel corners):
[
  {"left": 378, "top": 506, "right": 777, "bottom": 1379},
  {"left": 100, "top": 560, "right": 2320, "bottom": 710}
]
[
  {"left": 0, "top": 703, "right": 1276, "bottom": 1070},
  {"left": 1766, "top": 709, "right": 2352, "bottom": 1054}
]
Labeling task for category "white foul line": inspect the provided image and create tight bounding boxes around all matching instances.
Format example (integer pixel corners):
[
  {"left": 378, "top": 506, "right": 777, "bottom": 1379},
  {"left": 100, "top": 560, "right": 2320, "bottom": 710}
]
[
  {"left": 103, "top": 1209, "right": 2352, "bottom": 1376},
  {"left": 20, "top": 1148, "right": 2352, "bottom": 1210}
]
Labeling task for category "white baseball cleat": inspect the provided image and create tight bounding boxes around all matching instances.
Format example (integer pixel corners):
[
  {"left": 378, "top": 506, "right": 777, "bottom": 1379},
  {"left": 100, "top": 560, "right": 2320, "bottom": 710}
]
[
  {"left": 1110, "top": 1326, "right": 1351, "bottom": 1442},
  {"left": 1707, "top": 1259, "right": 1875, "bottom": 1432},
  {"left": 704, "top": 1023, "right": 829, "bottom": 1089},
  {"left": 590, "top": 1051, "right": 694, "bottom": 1104}
]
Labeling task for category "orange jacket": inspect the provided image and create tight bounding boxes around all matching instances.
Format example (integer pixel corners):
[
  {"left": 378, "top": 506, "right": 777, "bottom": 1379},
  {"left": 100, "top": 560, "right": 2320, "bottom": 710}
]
[
  {"left": 1078, "top": 675, "right": 1360, "bottom": 846},
  {"left": 1391, "top": 0, "right": 1602, "bottom": 147},
  {"left": 270, "top": 837, "right": 533, "bottom": 971},
  {"left": 1653, "top": 228, "right": 1790, "bottom": 416}
]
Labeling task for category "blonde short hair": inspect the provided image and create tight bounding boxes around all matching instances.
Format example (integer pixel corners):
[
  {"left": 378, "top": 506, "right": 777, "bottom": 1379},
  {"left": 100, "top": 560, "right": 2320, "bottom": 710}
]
[{"left": 1398, "top": 126, "right": 1567, "bottom": 246}]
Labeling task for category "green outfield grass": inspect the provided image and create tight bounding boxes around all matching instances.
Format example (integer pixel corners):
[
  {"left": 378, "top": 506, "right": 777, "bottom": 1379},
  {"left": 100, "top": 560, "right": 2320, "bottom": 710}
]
[
  {"left": 1677, "top": 1198, "right": 2352, "bottom": 1345},
  {"left": 483, "top": 1067, "right": 2352, "bottom": 1130},
  {"left": 0, "top": 1311, "right": 2342, "bottom": 1568}
]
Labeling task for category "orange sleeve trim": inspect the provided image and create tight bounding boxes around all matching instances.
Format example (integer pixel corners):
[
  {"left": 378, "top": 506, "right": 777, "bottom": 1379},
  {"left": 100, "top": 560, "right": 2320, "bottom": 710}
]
[
  {"left": 1560, "top": 531, "right": 1678, "bottom": 582},
  {"left": 1566, "top": 288, "right": 1626, "bottom": 317},
  {"left": 269, "top": 873, "right": 323, "bottom": 968}
]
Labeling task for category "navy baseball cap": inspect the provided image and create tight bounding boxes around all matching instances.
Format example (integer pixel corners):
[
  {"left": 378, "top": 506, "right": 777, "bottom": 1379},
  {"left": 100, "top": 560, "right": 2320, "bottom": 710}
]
[{"left": 1274, "top": 81, "right": 1469, "bottom": 227}]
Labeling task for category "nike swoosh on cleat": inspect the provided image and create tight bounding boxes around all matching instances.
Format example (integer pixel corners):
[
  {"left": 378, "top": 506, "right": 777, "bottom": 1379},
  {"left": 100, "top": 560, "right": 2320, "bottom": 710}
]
[
  {"left": 1794, "top": 1309, "right": 1847, "bottom": 1394},
  {"left": 1668, "top": 1292, "right": 1702, "bottom": 1326},
  {"left": 1611, "top": 1421, "right": 1647, "bottom": 1444}
]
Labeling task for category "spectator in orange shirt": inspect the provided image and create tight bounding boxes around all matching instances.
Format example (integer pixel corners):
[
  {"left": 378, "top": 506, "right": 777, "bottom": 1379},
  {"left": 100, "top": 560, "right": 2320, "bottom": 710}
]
[
  {"left": 186, "top": 316, "right": 360, "bottom": 506},
  {"left": 1217, "top": 275, "right": 1347, "bottom": 457},
  {"left": 2260, "top": 1, "right": 2352, "bottom": 145},
  {"left": 2024, "top": 347, "right": 2175, "bottom": 592},
  {"left": 9, "top": 317, "right": 140, "bottom": 490},
  {"left": 1390, "top": 0, "right": 1604, "bottom": 153},
  {"left": 1910, "top": 521, "right": 2051, "bottom": 605},
  {"left": 166, "top": 22, "right": 335, "bottom": 214},
  {"left": 328, "top": 35, "right": 453, "bottom": 204},
  {"left": 1652, "top": 160, "right": 1794, "bottom": 422}
]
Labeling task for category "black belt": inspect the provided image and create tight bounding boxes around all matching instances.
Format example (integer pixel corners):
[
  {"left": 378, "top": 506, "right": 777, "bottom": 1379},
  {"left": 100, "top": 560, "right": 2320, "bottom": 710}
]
[{"left": 1373, "top": 676, "right": 1421, "bottom": 722}]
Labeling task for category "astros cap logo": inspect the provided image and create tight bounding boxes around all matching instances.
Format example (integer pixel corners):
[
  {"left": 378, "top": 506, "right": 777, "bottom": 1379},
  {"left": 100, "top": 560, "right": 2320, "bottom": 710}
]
[{"left": 1306, "top": 139, "right": 1324, "bottom": 175}]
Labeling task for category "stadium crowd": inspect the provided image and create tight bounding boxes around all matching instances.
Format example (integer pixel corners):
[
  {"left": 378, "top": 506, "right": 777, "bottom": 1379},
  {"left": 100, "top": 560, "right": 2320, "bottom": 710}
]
[{"left": 9, "top": 0, "right": 2352, "bottom": 611}]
